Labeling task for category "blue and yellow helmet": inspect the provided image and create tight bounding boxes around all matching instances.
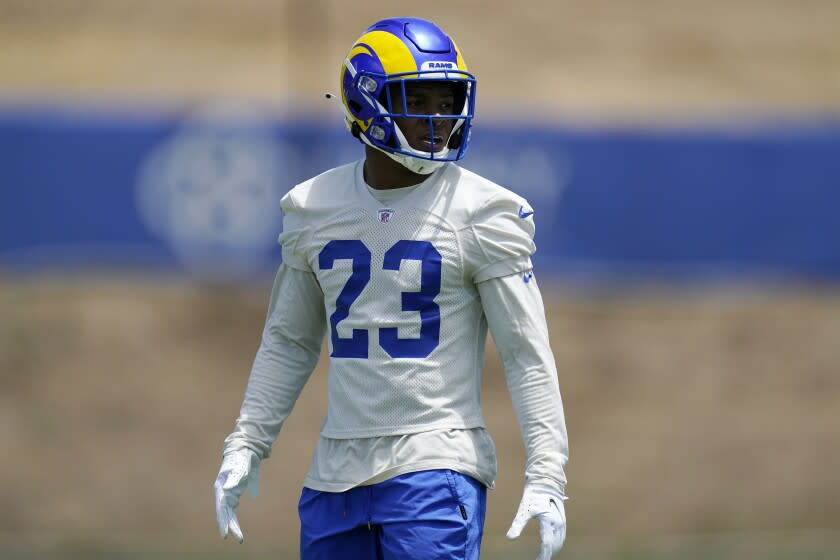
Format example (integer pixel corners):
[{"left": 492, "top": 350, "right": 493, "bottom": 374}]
[{"left": 338, "top": 17, "right": 476, "bottom": 174}]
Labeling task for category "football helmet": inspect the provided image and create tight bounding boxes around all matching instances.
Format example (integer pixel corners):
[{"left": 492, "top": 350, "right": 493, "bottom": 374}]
[{"left": 337, "top": 17, "right": 476, "bottom": 174}]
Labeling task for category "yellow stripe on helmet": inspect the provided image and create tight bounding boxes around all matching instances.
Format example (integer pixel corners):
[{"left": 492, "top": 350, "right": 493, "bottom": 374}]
[
  {"left": 453, "top": 41, "right": 468, "bottom": 72},
  {"left": 340, "top": 44, "right": 376, "bottom": 132},
  {"left": 341, "top": 31, "right": 418, "bottom": 132},
  {"left": 347, "top": 44, "right": 374, "bottom": 62},
  {"left": 355, "top": 30, "right": 418, "bottom": 77}
]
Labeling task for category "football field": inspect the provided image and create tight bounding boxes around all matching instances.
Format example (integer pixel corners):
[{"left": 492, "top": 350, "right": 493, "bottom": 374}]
[{"left": 2, "top": 278, "right": 839, "bottom": 559}]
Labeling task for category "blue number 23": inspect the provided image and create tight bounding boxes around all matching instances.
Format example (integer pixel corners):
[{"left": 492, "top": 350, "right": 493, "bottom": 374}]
[{"left": 318, "top": 239, "right": 441, "bottom": 359}]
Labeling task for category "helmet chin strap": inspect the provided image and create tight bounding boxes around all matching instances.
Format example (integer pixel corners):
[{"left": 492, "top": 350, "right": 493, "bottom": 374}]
[
  {"left": 388, "top": 122, "right": 451, "bottom": 174},
  {"left": 359, "top": 134, "right": 446, "bottom": 175},
  {"left": 384, "top": 148, "right": 446, "bottom": 175}
]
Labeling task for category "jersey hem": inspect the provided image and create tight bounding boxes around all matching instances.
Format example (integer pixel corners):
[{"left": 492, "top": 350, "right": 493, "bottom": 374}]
[
  {"left": 319, "top": 419, "right": 486, "bottom": 439},
  {"left": 303, "top": 460, "right": 495, "bottom": 493}
]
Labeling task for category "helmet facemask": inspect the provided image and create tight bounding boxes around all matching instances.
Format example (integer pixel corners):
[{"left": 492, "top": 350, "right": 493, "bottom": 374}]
[{"left": 348, "top": 68, "right": 476, "bottom": 174}]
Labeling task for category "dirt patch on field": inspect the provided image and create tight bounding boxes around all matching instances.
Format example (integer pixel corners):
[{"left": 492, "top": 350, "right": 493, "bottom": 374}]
[{"left": 2, "top": 277, "right": 839, "bottom": 542}]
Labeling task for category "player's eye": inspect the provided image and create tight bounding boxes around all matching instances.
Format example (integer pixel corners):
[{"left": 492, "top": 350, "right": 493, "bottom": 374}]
[{"left": 404, "top": 98, "right": 424, "bottom": 112}]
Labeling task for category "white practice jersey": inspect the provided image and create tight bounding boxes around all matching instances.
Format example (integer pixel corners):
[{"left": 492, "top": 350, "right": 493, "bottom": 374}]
[
  {"left": 224, "top": 159, "right": 568, "bottom": 494},
  {"left": 279, "top": 160, "right": 535, "bottom": 439}
]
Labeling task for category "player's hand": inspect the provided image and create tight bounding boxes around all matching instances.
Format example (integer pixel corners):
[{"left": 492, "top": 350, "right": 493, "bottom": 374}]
[
  {"left": 214, "top": 448, "right": 261, "bottom": 543},
  {"left": 506, "top": 482, "right": 567, "bottom": 559}
]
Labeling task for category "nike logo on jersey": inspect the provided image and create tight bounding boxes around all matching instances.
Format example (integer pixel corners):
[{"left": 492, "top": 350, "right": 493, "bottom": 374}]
[
  {"left": 518, "top": 206, "right": 534, "bottom": 219},
  {"left": 523, "top": 272, "right": 533, "bottom": 283}
]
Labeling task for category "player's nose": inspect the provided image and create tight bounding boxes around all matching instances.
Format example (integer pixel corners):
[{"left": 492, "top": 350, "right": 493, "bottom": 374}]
[{"left": 431, "top": 115, "right": 452, "bottom": 133}]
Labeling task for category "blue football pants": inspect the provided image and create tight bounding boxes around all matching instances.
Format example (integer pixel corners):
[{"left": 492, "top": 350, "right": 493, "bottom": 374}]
[{"left": 298, "top": 469, "right": 487, "bottom": 560}]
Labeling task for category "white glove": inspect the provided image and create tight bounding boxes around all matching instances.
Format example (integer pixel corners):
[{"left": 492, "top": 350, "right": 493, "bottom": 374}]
[
  {"left": 506, "top": 483, "right": 568, "bottom": 560},
  {"left": 214, "top": 448, "right": 261, "bottom": 543}
]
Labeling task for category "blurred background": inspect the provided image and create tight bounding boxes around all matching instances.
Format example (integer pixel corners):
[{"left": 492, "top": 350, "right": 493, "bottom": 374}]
[{"left": 2, "top": 1, "right": 840, "bottom": 559}]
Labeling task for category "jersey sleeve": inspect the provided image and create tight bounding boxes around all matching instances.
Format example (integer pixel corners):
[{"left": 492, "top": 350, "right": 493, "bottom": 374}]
[
  {"left": 464, "top": 194, "right": 536, "bottom": 283},
  {"left": 222, "top": 262, "right": 326, "bottom": 459},
  {"left": 477, "top": 271, "right": 568, "bottom": 493},
  {"left": 277, "top": 191, "right": 311, "bottom": 272}
]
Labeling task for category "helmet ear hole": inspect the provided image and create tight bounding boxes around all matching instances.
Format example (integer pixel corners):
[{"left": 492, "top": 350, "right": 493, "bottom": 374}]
[{"left": 348, "top": 99, "right": 363, "bottom": 113}]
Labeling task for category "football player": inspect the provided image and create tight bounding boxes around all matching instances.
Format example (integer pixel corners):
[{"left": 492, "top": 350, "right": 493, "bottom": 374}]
[{"left": 214, "top": 17, "right": 569, "bottom": 560}]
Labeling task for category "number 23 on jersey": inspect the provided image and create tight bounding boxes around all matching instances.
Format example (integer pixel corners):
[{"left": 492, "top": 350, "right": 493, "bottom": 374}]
[{"left": 319, "top": 239, "right": 441, "bottom": 360}]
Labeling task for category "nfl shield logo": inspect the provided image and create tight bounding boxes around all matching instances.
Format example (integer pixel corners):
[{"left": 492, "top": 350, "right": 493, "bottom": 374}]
[{"left": 378, "top": 209, "right": 395, "bottom": 224}]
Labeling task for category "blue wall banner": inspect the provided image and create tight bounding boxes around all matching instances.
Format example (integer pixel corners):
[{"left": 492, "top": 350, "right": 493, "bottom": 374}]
[{"left": 2, "top": 104, "right": 839, "bottom": 281}]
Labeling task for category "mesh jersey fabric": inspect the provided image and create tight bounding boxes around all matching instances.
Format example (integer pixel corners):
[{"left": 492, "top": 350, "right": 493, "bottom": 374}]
[
  {"left": 223, "top": 159, "right": 567, "bottom": 494},
  {"left": 279, "top": 160, "right": 535, "bottom": 439}
]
